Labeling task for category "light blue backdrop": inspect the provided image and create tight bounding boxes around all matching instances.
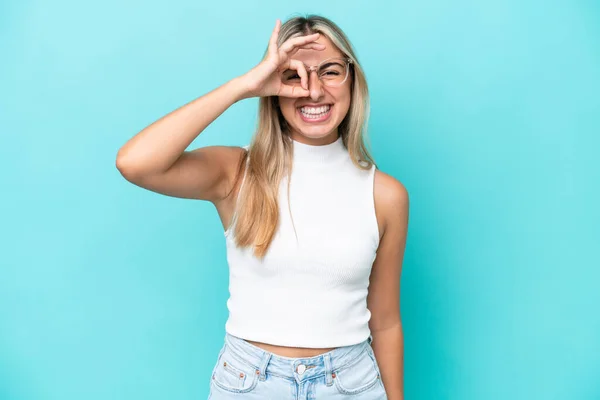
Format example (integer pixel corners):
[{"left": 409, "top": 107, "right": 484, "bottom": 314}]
[{"left": 1, "top": 0, "right": 598, "bottom": 399}]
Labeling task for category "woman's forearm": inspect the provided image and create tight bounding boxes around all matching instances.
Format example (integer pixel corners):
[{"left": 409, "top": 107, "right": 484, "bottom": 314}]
[{"left": 372, "top": 323, "right": 404, "bottom": 400}]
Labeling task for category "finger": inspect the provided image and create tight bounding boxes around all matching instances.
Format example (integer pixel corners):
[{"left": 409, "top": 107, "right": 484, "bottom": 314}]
[
  {"left": 277, "top": 58, "right": 308, "bottom": 89},
  {"left": 279, "top": 33, "right": 321, "bottom": 55},
  {"left": 267, "top": 19, "right": 281, "bottom": 56},
  {"left": 288, "top": 59, "right": 309, "bottom": 90},
  {"left": 298, "top": 43, "right": 326, "bottom": 51},
  {"left": 287, "top": 43, "right": 327, "bottom": 57},
  {"left": 280, "top": 33, "right": 320, "bottom": 54},
  {"left": 278, "top": 84, "right": 310, "bottom": 98}
]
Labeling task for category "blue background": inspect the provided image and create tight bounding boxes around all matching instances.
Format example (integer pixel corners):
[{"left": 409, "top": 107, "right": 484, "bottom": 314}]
[{"left": 1, "top": 0, "right": 599, "bottom": 399}]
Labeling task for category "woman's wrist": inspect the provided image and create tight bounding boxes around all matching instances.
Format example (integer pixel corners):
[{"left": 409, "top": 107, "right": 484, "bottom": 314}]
[{"left": 228, "top": 74, "right": 257, "bottom": 102}]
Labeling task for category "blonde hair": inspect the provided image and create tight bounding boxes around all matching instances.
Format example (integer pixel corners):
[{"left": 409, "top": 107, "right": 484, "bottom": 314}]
[{"left": 229, "top": 14, "right": 376, "bottom": 258}]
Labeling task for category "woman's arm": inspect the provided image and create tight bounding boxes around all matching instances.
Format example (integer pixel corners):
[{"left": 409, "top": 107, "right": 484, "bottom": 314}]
[
  {"left": 115, "top": 78, "right": 250, "bottom": 202},
  {"left": 367, "top": 170, "right": 409, "bottom": 400},
  {"left": 115, "top": 19, "right": 323, "bottom": 202}
]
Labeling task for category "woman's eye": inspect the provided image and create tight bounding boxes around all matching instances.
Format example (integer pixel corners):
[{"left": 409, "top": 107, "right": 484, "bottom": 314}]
[{"left": 286, "top": 74, "right": 300, "bottom": 80}]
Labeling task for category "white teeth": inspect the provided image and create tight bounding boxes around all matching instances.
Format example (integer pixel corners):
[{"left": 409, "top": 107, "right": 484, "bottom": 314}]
[{"left": 300, "top": 105, "right": 331, "bottom": 118}]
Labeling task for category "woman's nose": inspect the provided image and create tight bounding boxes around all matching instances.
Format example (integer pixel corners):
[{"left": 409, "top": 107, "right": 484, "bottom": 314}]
[{"left": 307, "top": 72, "right": 324, "bottom": 101}]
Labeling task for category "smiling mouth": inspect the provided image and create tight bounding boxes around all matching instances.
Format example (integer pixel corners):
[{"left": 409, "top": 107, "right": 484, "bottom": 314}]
[{"left": 298, "top": 104, "right": 333, "bottom": 121}]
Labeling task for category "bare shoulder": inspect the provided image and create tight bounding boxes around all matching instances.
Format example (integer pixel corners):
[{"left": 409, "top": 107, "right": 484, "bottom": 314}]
[
  {"left": 225, "top": 144, "right": 249, "bottom": 188},
  {"left": 208, "top": 145, "right": 248, "bottom": 230},
  {"left": 374, "top": 169, "right": 408, "bottom": 205},
  {"left": 202, "top": 144, "right": 248, "bottom": 201},
  {"left": 183, "top": 144, "right": 249, "bottom": 200},
  {"left": 373, "top": 169, "right": 409, "bottom": 236}
]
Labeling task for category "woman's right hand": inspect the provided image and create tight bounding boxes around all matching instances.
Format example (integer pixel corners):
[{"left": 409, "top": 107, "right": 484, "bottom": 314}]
[{"left": 239, "top": 19, "right": 325, "bottom": 99}]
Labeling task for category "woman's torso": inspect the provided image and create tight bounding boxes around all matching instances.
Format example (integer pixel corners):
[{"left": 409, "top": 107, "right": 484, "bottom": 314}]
[{"left": 212, "top": 145, "right": 384, "bottom": 358}]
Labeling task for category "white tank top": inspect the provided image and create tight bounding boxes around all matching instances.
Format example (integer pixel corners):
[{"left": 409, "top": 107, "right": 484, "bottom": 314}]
[{"left": 223, "top": 135, "right": 380, "bottom": 348}]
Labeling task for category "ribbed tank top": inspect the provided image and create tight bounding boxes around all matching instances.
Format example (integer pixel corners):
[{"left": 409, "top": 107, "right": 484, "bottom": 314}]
[{"left": 223, "top": 135, "right": 380, "bottom": 348}]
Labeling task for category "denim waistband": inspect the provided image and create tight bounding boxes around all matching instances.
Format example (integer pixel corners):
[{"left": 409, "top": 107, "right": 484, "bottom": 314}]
[{"left": 223, "top": 333, "right": 373, "bottom": 384}]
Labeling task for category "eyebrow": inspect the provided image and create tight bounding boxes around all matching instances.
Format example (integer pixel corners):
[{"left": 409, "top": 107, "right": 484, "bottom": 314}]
[{"left": 318, "top": 60, "right": 344, "bottom": 68}]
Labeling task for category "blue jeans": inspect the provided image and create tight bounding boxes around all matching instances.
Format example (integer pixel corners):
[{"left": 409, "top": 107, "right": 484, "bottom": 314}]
[{"left": 208, "top": 333, "right": 388, "bottom": 399}]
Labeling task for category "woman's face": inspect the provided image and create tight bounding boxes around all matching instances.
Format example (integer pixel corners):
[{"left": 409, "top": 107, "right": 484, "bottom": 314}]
[{"left": 278, "top": 34, "right": 352, "bottom": 145}]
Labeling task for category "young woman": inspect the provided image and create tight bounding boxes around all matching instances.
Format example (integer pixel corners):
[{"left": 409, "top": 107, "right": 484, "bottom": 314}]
[{"left": 117, "top": 14, "right": 408, "bottom": 400}]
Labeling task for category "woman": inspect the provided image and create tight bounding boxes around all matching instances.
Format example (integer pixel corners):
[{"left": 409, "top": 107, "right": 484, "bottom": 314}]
[{"left": 117, "top": 14, "right": 408, "bottom": 400}]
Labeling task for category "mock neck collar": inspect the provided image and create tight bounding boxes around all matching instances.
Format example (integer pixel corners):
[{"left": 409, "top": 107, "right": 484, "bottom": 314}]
[{"left": 291, "top": 135, "right": 347, "bottom": 164}]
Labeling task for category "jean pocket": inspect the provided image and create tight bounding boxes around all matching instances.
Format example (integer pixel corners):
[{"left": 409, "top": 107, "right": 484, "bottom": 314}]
[
  {"left": 211, "top": 344, "right": 259, "bottom": 394},
  {"left": 333, "top": 348, "right": 382, "bottom": 395}
]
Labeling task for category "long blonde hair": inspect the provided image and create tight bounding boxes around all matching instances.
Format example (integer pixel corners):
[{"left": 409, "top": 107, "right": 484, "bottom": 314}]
[{"left": 229, "top": 14, "right": 376, "bottom": 258}]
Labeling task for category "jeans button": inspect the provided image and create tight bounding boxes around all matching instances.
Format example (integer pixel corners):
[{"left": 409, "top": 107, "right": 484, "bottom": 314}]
[{"left": 296, "top": 364, "right": 306, "bottom": 375}]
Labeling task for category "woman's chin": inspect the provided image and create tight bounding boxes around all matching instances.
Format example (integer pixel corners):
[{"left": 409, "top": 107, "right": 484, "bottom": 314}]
[
  {"left": 294, "top": 120, "right": 338, "bottom": 138},
  {"left": 290, "top": 128, "right": 339, "bottom": 144},
  {"left": 297, "top": 128, "right": 333, "bottom": 139}
]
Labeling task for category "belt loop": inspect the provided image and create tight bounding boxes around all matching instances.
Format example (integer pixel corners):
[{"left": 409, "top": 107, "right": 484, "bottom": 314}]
[
  {"left": 258, "top": 351, "right": 272, "bottom": 381},
  {"left": 368, "top": 334, "right": 373, "bottom": 345},
  {"left": 324, "top": 353, "right": 333, "bottom": 386}
]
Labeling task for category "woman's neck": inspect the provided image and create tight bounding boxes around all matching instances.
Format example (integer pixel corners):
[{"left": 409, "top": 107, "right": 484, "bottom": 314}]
[{"left": 291, "top": 133, "right": 347, "bottom": 165}]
